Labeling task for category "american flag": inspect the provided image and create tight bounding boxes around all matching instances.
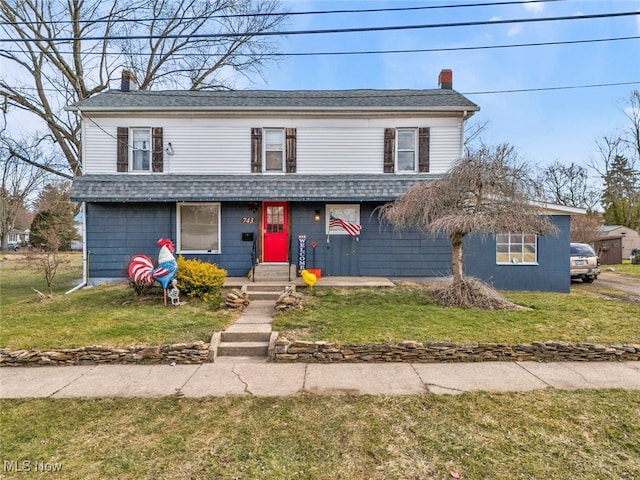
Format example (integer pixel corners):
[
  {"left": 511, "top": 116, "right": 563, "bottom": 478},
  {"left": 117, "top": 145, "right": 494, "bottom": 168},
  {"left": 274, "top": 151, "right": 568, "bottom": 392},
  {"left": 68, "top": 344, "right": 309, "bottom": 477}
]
[{"left": 329, "top": 215, "right": 361, "bottom": 236}]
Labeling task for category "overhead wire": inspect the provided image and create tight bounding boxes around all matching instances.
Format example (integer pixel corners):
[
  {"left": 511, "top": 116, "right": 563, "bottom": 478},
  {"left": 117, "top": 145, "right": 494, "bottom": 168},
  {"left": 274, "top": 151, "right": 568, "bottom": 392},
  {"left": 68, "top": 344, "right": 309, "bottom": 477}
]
[
  {"left": 2, "top": 35, "right": 638, "bottom": 58},
  {"left": 1, "top": 11, "right": 638, "bottom": 43},
  {"left": 1, "top": 0, "right": 568, "bottom": 26}
]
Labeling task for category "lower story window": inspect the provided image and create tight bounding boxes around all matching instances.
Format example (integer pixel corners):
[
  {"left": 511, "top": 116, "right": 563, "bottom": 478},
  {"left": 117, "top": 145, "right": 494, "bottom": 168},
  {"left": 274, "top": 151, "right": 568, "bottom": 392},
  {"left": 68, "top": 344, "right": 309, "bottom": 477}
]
[
  {"left": 496, "top": 233, "right": 538, "bottom": 264},
  {"left": 178, "top": 203, "right": 221, "bottom": 253}
]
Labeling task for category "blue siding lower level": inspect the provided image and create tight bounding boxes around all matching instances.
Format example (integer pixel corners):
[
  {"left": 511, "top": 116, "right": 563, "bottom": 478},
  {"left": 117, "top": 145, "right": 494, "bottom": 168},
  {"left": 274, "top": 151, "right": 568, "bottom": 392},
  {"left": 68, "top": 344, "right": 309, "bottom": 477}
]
[{"left": 85, "top": 202, "right": 570, "bottom": 292}]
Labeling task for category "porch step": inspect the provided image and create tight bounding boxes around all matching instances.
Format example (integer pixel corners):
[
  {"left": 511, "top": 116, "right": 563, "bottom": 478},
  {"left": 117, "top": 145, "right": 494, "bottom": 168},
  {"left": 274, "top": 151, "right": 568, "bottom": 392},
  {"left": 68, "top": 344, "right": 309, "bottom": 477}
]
[
  {"left": 251, "top": 263, "right": 297, "bottom": 281},
  {"left": 216, "top": 341, "right": 269, "bottom": 357},
  {"left": 221, "top": 331, "right": 271, "bottom": 343}
]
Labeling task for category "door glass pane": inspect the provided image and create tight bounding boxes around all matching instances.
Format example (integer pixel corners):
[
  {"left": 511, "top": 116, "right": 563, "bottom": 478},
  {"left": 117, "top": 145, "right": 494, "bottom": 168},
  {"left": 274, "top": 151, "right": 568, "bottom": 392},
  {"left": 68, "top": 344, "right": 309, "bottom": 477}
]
[{"left": 267, "top": 206, "right": 284, "bottom": 233}]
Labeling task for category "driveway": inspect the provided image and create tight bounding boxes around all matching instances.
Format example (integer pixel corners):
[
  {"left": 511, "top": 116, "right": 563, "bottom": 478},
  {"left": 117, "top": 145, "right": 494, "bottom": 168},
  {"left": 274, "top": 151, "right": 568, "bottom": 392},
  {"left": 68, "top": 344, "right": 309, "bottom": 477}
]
[{"left": 577, "top": 272, "right": 640, "bottom": 296}]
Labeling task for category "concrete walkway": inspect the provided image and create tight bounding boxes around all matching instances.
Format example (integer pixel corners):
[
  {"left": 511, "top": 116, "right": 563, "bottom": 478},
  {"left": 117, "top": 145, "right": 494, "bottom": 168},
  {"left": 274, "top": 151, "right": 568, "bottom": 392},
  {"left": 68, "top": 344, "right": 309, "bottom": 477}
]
[{"left": 2, "top": 361, "right": 639, "bottom": 398}]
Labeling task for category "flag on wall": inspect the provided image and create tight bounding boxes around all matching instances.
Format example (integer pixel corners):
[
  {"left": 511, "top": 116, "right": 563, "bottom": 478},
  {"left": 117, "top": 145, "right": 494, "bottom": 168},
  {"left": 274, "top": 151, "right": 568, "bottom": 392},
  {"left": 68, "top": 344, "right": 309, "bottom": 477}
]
[{"left": 329, "top": 215, "right": 362, "bottom": 236}]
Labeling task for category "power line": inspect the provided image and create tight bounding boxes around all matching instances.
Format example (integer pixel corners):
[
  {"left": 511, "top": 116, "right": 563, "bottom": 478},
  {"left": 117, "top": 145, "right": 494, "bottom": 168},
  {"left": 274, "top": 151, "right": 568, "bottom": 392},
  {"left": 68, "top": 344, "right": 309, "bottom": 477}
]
[
  {"left": 2, "top": 35, "right": 637, "bottom": 57},
  {"left": 279, "top": 35, "right": 640, "bottom": 57},
  {"left": 2, "top": 0, "right": 567, "bottom": 26},
  {"left": 2, "top": 11, "right": 637, "bottom": 43},
  {"left": 464, "top": 81, "right": 640, "bottom": 95}
]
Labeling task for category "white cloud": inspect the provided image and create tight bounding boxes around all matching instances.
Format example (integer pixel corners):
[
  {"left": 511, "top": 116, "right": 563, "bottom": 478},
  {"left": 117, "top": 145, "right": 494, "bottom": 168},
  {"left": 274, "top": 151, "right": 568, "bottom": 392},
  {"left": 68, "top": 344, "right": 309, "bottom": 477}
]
[
  {"left": 489, "top": 16, "right": 501, "bottom": 22},
  {"left": 508, "top": 25, "right": 522, "bottom": 37},
  {"left": 524, "top": 1, "right": 545, "bottom": 14}
]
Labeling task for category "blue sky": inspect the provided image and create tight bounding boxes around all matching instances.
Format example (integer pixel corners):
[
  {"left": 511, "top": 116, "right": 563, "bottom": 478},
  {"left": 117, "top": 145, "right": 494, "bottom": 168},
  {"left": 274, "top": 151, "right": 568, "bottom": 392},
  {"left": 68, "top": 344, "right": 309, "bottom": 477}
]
[{"left": 255, "top": 0, "right": 640, "bottom": 170}]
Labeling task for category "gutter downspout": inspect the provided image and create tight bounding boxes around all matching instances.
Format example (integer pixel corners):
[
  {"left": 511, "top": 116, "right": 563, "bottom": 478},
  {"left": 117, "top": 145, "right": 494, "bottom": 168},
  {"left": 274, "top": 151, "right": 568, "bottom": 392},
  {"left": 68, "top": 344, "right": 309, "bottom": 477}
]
[{"left": 66, "top": 201, "right": 88, "bottom": 294}]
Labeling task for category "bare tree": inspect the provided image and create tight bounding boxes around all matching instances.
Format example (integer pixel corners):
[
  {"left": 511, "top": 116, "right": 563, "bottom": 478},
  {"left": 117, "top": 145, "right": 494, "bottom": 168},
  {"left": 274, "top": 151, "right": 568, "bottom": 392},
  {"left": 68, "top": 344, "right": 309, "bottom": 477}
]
[
  {"left": 463, "top": 118, "right": 490, "bottom": 155},
  {"left": 0, "top": 131, "right": 52, "bottom": 251},
  {"left": 0, "top": 0, "right": 287, "bottom": 177},
  {"left": 378, "top": 143, "right": 557, "bottom": 308},
  {"left": 538, "top": 161, "right": 601, "bottom": 212}
]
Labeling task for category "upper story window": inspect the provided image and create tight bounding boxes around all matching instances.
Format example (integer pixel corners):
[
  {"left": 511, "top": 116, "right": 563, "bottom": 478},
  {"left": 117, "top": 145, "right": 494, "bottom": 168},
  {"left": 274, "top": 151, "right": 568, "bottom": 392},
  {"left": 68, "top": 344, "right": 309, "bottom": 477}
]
[
  {"left": 251, "top": 128, "right": 296, "bottom": 174},
  {"left": 496, "top": 233, "right": 538, "bottom": 265},
  {"left": 264, "top": 129, "right": 285, "bottom": 172},
  {"left": 131, "top": 128, "right": 151, "bottom": 171},
  {"left": 396, "top": 129, "right": 417, "bottom": 172},
  {"left": 384, "top": 127, "right": 430, "bottom": 174},
  {"left": 117, "top": 127, "right": 163, "bottom": 173}
]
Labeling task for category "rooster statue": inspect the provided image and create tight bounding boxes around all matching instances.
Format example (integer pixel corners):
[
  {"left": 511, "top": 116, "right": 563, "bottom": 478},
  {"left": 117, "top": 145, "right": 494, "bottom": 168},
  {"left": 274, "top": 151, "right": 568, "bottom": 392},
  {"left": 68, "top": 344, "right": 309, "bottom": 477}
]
[{"left": 128, "top": 239, "right": 178, "bottom": 306}]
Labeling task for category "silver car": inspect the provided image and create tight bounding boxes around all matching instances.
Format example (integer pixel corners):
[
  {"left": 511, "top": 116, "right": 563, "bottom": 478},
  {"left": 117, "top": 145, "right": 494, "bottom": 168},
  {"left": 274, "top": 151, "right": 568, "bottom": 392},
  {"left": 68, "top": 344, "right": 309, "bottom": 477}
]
[{"left": 570, "top": 243, "right": 600, "bottom": 283}]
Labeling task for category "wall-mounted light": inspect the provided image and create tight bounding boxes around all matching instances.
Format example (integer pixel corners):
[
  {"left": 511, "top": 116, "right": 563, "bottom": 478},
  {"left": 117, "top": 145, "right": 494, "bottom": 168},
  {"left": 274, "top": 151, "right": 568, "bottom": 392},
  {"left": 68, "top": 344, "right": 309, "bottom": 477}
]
[
  {"left": 165, "top": 143, "right": 175, "bottom": 156},
  {"left": 248, "top": 201, "right": 259, "bottom": 213},
  {"left": 314, "top": 210, "right": 321, "bottom": 222}
]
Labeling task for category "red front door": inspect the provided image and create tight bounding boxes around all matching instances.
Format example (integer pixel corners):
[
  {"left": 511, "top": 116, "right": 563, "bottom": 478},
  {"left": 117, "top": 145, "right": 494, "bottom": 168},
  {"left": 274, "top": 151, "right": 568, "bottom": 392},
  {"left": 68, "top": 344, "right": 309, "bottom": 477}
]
[{"left": 263, "top": 202, "right": 288, "bottom": 262}]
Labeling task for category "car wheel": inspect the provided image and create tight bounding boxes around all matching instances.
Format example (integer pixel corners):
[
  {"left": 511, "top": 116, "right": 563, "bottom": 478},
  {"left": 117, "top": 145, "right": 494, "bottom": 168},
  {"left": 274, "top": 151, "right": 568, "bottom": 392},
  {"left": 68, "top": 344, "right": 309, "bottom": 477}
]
[{"left": 583, "top": 276, "right": 595, "bottom": 283}]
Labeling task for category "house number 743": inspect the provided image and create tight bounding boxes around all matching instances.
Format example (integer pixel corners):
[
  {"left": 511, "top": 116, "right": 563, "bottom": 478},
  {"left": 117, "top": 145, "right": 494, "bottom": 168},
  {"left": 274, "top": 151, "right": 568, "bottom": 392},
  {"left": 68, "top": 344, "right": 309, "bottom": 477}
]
[{"left": 242, "top": 217, "right": 255, "bottom": 224}]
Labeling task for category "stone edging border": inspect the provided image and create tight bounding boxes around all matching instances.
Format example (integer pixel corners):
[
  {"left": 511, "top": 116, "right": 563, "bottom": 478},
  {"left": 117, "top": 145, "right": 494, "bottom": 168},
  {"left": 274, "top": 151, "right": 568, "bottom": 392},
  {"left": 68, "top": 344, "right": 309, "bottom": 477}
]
[
  {"left": 273, "top": 339, "right": 640, "bottom": 363},
  {"left": 0, "top": 342, "right": 210, "bottom": 367},
  {"left": 1, "top": 339, "right": 639, "bottom": 366}
]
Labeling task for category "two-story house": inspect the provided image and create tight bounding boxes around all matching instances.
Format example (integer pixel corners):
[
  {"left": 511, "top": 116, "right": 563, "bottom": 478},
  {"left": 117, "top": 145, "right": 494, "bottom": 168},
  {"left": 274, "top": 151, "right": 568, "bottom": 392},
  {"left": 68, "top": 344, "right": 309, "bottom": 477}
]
[{"left": 69, "top": 69, "right": 576, "bottom": 292}]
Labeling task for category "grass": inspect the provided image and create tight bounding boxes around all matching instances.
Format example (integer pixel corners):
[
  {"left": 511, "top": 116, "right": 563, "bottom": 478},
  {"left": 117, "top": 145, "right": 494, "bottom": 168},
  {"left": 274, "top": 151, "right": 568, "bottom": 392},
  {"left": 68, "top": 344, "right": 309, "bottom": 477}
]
[
  {"left": 2, "top": 253, "right": 638, "bottom": 349},
  {"left": 612, "top": 260, "right": 640, "bottom": 277},
  {"left": 1, "top": 390, "right": 639, "bottom": 479},
  {"left": 1, "top": 253, "right": 237, "bottom": 350},
  {"left": 273, "top": 285, "right": 640, "bottom": 345}
]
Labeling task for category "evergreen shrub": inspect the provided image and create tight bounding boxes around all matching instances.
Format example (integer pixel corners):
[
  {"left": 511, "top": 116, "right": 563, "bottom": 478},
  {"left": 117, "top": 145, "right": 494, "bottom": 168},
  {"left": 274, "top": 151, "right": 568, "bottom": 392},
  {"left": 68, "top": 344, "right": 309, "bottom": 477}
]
[{"left": 176, "top": 256, "right": 227, "bottom": 302}]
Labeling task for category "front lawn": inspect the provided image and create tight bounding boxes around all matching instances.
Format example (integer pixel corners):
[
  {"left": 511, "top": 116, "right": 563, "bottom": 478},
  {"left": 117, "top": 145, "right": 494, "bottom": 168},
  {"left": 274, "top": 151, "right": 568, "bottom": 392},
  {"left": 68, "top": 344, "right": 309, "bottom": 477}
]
[
  {"left": 2, "top": 254, "right": 638, "bottom": 349},
  {"left": 1, "top": 390, "right": 639, "bottom": 479},
  {"left": 273, "top": 285, "right": 640, "bottom": 345},
  {"left": 0, "top": 254, "right": 237, "bottom": 350}
]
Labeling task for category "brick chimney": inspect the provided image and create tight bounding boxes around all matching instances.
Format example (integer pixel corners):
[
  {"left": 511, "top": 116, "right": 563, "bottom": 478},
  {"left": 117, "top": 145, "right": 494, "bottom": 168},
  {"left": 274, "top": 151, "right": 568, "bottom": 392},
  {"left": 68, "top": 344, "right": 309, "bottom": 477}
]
[
  {"left": 120, "top": 70, "right": 138, "bottom": 92},
  {"left": 438, "top": 69, "right": 453, "bottom": 89}
]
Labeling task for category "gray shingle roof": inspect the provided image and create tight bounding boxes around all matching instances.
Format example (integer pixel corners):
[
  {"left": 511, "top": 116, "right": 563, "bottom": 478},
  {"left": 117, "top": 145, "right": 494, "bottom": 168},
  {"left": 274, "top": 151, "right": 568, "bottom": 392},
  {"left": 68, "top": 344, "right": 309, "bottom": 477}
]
[
  {"left": 70, "top": 174, "right": 440, "bottom": 202},
  {"left": 71, "top": 89, "right": 479, "bottom": 111}
]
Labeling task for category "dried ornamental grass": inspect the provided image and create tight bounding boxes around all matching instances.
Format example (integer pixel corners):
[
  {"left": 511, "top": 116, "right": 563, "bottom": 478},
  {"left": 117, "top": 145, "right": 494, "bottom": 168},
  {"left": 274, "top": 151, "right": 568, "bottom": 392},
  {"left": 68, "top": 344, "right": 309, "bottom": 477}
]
[{"left": 427, "top": 277, "right": 524, "bottom": 310}]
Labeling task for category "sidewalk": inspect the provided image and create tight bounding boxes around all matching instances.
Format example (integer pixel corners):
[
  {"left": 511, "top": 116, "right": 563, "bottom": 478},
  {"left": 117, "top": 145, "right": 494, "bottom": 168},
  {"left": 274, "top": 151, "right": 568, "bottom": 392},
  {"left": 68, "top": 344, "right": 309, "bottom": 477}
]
[{"left": 2, "top": 361, "right": 640, "bottom": 398}]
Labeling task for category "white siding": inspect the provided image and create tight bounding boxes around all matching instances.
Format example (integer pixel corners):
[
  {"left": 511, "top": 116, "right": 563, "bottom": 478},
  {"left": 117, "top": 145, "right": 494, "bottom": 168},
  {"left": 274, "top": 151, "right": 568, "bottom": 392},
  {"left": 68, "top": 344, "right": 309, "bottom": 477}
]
[
  {"left": 83, "top": 123, "right": 117, "bottom": 174},
  {"left": 82, "top": 115, "right": 464, "bottom": 175},
  {"left": 169, "top": 127, "right": 250, "bottom": 174},
  {"left": 297, "top": 128, "right": 383, "bottom": 174},
  {"left": 429, "top": 125, "right": 464, "bottom": 174}
]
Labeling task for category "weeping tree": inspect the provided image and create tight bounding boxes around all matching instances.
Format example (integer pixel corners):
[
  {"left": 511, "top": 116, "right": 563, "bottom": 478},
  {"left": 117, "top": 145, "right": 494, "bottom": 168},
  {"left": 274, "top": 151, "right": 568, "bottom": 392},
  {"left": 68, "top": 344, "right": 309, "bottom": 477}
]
[{"left": 378, "top": 143, "right": 557, "bottom": 309}]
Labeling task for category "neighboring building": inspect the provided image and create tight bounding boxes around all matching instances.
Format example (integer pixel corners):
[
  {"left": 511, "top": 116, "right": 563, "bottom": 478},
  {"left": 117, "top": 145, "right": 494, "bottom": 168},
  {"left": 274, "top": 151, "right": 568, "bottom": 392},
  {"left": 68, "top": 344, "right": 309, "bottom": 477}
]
[
  {"left": 69, "top": 69, "right": 577, "bottom": 292},
  {"left": 8, "top": 228, "right": 29, "bottom": 245},
  {"left": 598, "top": 225, "right": 640, "bottom": 262}
]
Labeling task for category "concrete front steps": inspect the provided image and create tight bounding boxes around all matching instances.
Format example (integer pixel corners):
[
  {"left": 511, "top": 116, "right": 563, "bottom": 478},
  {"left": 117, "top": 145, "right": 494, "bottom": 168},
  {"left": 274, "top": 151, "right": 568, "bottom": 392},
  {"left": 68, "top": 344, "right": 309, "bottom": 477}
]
[
  {"left": 250, "top": 263, "right": 297, "bottom": 282},
  {"left": 210, "top": 297, "right": 280, "bottom": 363}
]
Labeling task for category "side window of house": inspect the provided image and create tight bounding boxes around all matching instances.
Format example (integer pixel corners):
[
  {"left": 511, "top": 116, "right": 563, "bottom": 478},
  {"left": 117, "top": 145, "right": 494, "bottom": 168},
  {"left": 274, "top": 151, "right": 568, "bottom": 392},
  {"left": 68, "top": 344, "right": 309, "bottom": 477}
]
[
  {"left": 177, "top": 203, "right": 221, "bottom": 253},
  {"left": 496, "top": 233, "right": 538, "bottom": 264},
  {"left": 131, "top": 128, "right": 151, "bottom": 171},
  {"left": 384, "top": 127, "right": 430, "bottom": 173}
]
